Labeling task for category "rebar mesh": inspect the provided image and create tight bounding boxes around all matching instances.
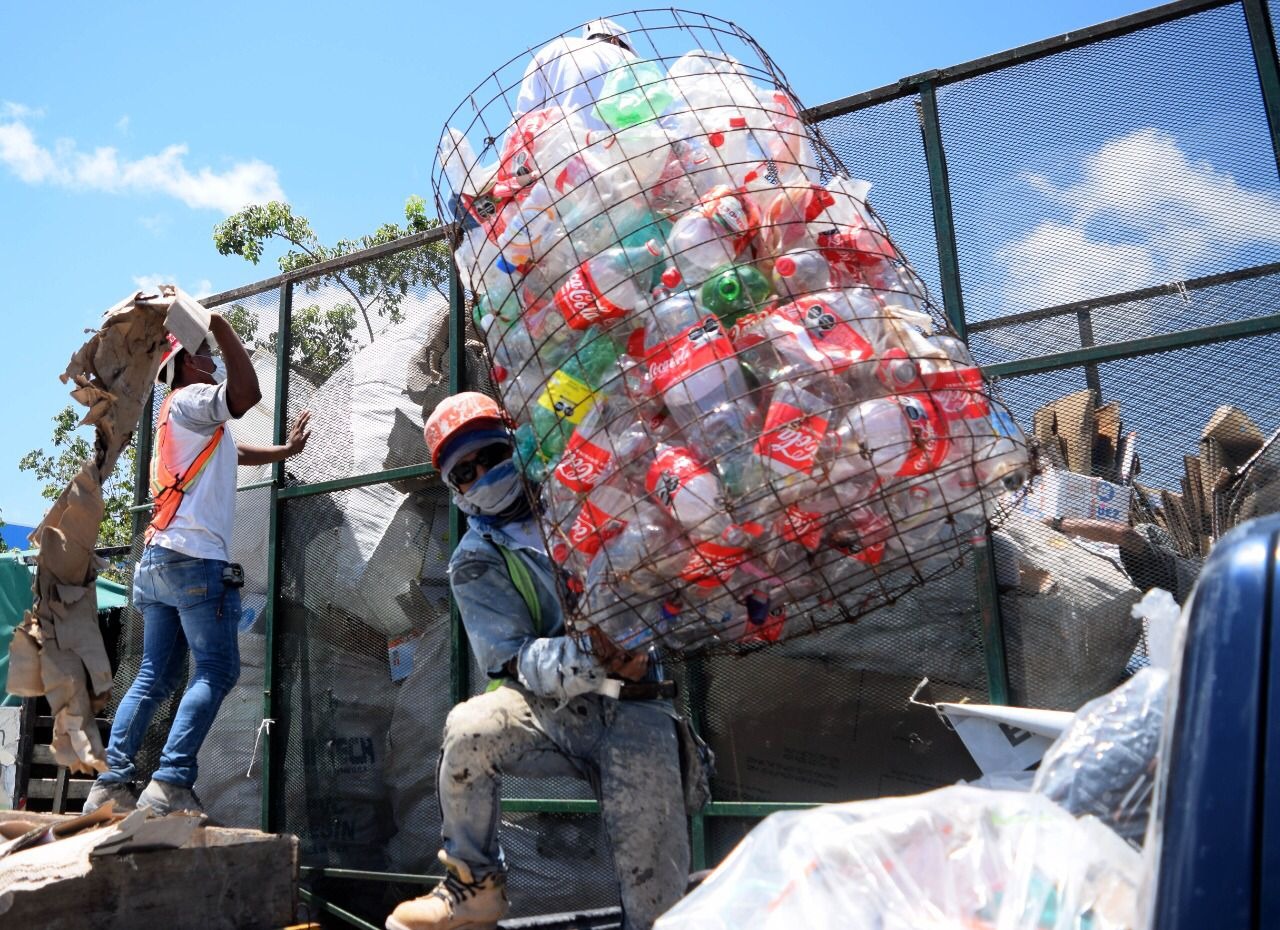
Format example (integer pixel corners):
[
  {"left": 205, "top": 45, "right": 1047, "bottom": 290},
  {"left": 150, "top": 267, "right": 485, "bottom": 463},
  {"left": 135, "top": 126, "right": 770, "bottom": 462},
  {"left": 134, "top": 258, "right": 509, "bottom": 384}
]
[{"left": 432, "top": 10, "right": 1032, "bottom": 658}]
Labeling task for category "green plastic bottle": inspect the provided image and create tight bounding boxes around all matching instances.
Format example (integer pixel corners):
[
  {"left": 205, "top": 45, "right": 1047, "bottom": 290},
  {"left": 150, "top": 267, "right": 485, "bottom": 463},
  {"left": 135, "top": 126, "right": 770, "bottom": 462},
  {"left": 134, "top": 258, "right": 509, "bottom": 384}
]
[
  {"left": 528, "top": 331, "right": 621, "bottom": 469},
  {"left": 700, "top": 263, "right": 771, "bottom": 326},
  {"left": 595, "top": 60, "right": 674, "bottom": 130}
]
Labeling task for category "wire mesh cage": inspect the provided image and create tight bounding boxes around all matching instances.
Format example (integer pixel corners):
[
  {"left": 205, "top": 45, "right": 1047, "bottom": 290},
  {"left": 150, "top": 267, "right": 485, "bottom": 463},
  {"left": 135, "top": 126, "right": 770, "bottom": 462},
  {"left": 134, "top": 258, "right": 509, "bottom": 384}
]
[{"left": 431, "top": 9, "right": 1033, "bottom": 656}]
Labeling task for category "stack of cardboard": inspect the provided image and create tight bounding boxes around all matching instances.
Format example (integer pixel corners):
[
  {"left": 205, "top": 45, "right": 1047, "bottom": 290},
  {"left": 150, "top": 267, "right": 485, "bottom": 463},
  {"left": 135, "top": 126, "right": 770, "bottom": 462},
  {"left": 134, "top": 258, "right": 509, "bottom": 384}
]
[
  {"left": 1032, "top": 392, "right": 1274, "bottom": 559},
  {"left": 1137, "top": 406, "right": 1269, "bottom": 558},
  {"left": 1032, "top": 389, "right": 1137, "bottom": 486}
]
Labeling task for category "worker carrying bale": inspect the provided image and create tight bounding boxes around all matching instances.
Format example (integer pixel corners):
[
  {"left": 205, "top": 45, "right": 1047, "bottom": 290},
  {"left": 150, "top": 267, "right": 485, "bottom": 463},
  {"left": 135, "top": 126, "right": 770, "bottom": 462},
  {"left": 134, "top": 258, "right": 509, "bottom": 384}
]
[{"left": 384, "top": 391, "right": 708, "bottom": 930}]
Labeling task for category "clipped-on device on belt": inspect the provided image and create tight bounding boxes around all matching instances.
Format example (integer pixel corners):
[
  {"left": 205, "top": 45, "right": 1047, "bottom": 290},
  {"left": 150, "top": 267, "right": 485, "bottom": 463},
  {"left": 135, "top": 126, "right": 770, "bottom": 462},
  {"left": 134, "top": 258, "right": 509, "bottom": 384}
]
[
  {"left": 617, "top": 680, "right": 678, "bottom": 701},
  {"left": 222, "top": 563, "right": 245, "bottom": 589}
]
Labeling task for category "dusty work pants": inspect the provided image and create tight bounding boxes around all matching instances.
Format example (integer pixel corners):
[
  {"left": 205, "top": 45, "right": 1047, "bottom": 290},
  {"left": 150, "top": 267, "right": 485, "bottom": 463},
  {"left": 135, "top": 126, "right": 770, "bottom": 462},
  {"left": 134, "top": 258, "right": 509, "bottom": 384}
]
[{"left": 438, "top": 683, "right": 689, "bottom": 930}]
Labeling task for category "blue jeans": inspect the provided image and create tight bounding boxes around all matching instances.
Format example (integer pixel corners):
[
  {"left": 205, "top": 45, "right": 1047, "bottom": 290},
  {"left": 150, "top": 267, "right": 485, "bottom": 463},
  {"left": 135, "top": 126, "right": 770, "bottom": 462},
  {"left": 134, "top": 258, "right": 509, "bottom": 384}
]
[{"left": 97, "top": 546, "right": 241, "bottom": 789}]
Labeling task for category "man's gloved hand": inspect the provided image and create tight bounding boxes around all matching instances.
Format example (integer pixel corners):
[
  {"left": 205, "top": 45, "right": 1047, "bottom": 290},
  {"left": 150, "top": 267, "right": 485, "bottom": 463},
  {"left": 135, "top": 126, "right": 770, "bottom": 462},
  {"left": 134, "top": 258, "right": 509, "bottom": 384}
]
[{"left": 587, "top": 627, "right": 649, "bottom": 682}]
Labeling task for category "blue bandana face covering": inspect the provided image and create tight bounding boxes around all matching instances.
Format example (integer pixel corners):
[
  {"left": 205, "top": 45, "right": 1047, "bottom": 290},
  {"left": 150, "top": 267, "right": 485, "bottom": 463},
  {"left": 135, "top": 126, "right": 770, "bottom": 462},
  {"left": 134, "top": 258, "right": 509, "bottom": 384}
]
[{"left": 456, "top": 459, "right": 524, "bottom": 516}]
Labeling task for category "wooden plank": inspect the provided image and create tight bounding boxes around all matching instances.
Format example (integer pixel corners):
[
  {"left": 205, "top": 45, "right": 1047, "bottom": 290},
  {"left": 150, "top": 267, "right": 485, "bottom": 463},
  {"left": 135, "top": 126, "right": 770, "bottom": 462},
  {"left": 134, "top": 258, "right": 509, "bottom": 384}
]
[{"left": 26, "top": 779, "right": 92, "bottom": 800}]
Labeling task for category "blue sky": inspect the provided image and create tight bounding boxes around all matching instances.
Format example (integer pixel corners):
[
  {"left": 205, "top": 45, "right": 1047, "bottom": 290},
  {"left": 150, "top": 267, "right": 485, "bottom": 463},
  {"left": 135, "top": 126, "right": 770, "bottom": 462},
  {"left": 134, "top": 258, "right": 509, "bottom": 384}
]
[{"left": 0, "top": 0, "right": 1241, "bottom": 526}]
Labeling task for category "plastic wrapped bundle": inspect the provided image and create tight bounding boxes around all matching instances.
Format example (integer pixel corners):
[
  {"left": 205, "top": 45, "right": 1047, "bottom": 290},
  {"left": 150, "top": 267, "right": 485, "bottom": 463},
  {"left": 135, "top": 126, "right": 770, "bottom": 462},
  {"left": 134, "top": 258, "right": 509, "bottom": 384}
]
[
  {"left": 654, "top": 785, "right": 1142, "bottom": 930},
  {"left": 432, "top": 12, "right": 1031, "bottom": 655},
  {"left": 1033, "top": 666, "right": 1168, "bottom": 847}
]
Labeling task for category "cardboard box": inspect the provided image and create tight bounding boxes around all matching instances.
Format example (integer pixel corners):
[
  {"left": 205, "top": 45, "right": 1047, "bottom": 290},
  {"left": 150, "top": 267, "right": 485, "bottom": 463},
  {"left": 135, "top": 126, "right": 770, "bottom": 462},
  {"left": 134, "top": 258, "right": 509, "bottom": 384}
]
[{"left": 1019, "top": 468, "right": 1132, "bottom": 524}]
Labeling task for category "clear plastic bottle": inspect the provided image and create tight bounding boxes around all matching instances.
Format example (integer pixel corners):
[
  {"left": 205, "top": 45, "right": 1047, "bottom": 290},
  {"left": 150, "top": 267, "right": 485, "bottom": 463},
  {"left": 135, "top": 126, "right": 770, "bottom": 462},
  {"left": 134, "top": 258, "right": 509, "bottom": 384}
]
[
  {"left": 637, "top": 289, "right": 753, "bottom": 440},
  {"left": 644, "top": 443, "right": 730, "bottom": 542},
  {"left": 667, "top": 185, "right": 760, "bottom": 287},
  {"left": 550, "top": 239, "right": 667, "bottom": 331}
]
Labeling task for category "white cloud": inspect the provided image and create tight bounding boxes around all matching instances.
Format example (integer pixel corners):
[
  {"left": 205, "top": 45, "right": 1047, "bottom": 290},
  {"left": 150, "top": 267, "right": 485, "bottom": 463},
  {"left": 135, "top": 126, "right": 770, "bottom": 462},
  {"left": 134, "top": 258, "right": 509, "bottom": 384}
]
[
  {"left": 132, "top": 274, "right": 216, "bottom": 300},
  {"left": 0, "top": 104, "right": 284, "bottom": 213},
  {"left": 1, "top": 101, "right": 43, "bottom": 119},
  {"left": 996, "top": 128, "right": 1280, "bottom": 311},
  {"left": 115, "top": 114, "right": 130, "bottom": 135},
  {"left": 132, "top": 274, "right": 173, "bottom": 294},
  {"left": 137, "top": 213, "right": 169, "bottom": 234}
]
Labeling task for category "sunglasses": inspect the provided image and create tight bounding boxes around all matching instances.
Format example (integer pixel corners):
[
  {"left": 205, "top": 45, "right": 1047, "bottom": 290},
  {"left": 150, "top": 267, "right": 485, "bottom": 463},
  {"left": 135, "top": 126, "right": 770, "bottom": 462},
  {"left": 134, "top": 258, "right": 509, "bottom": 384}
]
[{"left": 449, "top": 442, "right": 512, "bottom": 486}]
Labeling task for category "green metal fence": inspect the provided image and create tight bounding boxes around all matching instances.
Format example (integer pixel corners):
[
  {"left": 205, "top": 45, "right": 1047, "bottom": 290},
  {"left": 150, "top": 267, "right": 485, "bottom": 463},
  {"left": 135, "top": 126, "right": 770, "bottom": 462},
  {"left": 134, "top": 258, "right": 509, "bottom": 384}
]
[{"left": 107, "top": 0, "right": 1280, "bottom": 924}]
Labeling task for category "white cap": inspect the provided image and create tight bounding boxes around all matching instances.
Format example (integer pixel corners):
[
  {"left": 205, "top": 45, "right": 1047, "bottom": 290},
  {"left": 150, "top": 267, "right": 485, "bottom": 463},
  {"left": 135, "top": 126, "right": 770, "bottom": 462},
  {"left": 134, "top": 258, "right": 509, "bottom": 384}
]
[{"left": 582, "top": 17, "right": 631, "bottom": 50}]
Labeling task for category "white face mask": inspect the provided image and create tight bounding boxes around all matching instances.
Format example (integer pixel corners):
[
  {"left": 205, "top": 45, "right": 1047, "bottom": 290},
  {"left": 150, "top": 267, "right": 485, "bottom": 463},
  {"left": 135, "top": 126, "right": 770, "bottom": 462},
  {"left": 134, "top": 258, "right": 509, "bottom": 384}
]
[{"left": 456, "top": 459, "right": 524, "bottom": 516}]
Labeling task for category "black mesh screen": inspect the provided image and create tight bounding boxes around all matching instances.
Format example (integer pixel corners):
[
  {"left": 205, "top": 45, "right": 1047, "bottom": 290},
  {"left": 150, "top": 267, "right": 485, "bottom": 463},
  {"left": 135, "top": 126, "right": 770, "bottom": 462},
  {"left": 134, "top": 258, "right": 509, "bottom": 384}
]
[{"left": 939, "top": 3, "right": 1280, "bottom": 332}]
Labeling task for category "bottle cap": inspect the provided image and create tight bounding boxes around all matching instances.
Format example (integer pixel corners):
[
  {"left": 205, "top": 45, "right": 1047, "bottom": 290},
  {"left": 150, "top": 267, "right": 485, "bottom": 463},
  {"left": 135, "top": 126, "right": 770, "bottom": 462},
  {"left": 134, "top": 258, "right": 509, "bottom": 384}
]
[
  {"left": 492, "top": 364, "right": 508, "bottom": 382},
  {"left": 661, "top": 266, "right": 682, "bottom": 288},
  {"left": 775, "top": 256, "right": 796, "bottom": 277}
]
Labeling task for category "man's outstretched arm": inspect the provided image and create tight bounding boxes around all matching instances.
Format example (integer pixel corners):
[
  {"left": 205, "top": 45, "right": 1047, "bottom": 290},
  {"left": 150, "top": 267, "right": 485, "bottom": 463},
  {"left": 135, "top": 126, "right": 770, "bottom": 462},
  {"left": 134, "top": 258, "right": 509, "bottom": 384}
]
[{"left": 236, "top": 410, "right": 311, "bottom": 465}]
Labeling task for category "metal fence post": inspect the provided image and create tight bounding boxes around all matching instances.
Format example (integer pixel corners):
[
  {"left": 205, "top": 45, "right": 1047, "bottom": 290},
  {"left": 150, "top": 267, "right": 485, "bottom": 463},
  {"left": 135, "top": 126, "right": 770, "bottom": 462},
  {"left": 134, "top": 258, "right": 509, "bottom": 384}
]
[
  {"left": 918, "top": 79, "right": 1010, "bottom": 703},
  {"left": 447, "top": 260, "right": 471, "bottom": 705},
  {"left": 1244, "top": 0, "right": 1280, "bottom": 179},
  {"left": 261, "top": 281, "right": 293, "bottom": 831},
  {"left": 917, "top": 79, "right": 968, "bottom": 340},
  {"left": 130, "top": 392, "right": 155, "bottom": 538}
]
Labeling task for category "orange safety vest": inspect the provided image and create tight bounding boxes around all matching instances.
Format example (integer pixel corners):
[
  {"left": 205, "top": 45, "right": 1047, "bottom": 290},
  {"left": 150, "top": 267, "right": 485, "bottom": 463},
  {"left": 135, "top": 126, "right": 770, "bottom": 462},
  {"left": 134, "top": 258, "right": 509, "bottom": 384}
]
[{"left": 144, "top": 391, "right": 226, "bottom": 545}]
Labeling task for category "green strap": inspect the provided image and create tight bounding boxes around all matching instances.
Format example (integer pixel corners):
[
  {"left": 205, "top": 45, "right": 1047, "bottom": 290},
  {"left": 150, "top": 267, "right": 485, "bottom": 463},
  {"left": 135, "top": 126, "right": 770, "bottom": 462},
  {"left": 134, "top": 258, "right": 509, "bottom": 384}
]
[{"left": 486, "top": 544, "right": 544, "bottom": 693}]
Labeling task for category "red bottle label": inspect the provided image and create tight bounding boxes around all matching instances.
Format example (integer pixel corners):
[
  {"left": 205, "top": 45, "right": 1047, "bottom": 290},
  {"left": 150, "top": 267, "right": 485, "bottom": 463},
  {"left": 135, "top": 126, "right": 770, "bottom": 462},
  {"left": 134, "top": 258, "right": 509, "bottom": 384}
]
[
  {"left": 679, "top": 538, "right": 751, "bottom": 588},
  {"left": 922, "top": 365, "right": 989, "bottom": 420},
  {"left": 644, "top": 316, "right": 736, "bottom": 394},
  {"left": 893, "top": 393, "right": 952, "bottom": 477},
  {"left": 562, "top": 497, "right": 626, "bottom": 561},
  {"left": 775, "top": 297, "right": 875, "bottom": 373},
  {"left": 780, "top": 505, "right": 825, "bottom": 551},
  {"left": 554, "top": 430, "right": 613, "bottom": 493},
  {"left": 755, "top": 400, "right": 828, "bottom": 475},
  {"left": 553, "top": 263, "right": 627, "bottom": 330},
  {"left": 645, "top": 447, "right": 708, "bottom": 510}
]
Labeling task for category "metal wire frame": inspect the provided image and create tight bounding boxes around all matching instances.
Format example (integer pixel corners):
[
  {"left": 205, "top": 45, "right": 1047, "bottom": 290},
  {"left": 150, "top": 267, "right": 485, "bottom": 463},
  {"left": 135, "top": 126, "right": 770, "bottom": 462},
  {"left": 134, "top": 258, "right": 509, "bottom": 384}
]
[
  {"left": 432, "top": 9, "right": 1032, "bottom": 660},
  {"left": 115, "top": 0, "right": 1280, "bottom": 923}
]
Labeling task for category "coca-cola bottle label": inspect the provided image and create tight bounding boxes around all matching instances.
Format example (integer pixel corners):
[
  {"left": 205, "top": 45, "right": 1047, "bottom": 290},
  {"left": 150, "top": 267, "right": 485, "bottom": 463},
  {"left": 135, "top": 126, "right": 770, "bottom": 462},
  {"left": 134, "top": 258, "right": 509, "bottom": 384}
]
[
  {"left": 645, "top": 447, "right": 708, "bottom": 509},
  {"left": 553, "top": 263, "right": 627, "bottom": 331},
  {"left": 537, "top": 370, "right": 596, "bottom": 426},
  {"left": 555, "top": 429, "right": 613, "bottom": 494},
  {"left": 780, "top": 505, "right": 824, "bottom": 551},
  {"left": 922, "top": 365, "right": 989, "bottom": 420},
  {"left": 774, "top": 297, "right": 874, "bottom": 373},
  {"left": 893, "top": 393, "right": 952, "bottom": 477},
  {"left": 560, "top": 497, "right": 627, "bottom": 561},
  {"left": 755, "top": 400, "right": 828, "bottom": 475},
  {"left": 679, "top": 538, "right": 750, "bottom": 588},
  {"left": 645, "top": 316, "right": 736, "bottom": 393}
]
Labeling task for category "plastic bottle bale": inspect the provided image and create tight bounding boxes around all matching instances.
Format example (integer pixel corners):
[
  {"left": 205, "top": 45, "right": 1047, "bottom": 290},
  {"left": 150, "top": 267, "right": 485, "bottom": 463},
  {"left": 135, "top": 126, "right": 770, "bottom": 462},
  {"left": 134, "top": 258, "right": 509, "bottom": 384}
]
[{"left": 431, "top": 12, "right": 1033, "bottom": 657}]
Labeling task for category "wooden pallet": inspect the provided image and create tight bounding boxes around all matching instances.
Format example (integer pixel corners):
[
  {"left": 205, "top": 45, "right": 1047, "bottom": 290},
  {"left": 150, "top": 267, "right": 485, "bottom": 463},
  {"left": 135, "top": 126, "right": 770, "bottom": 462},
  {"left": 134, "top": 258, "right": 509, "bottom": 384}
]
[{"left": 13, "top": 700, "right": 107, "bottom": 813}]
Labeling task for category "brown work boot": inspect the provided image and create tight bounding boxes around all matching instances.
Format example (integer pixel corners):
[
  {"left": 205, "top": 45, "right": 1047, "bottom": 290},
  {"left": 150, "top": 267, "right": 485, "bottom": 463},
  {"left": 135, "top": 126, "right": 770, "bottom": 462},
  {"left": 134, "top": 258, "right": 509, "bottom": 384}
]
[{"left": 385, "top": 850, "right": 509, "bottom": 930}]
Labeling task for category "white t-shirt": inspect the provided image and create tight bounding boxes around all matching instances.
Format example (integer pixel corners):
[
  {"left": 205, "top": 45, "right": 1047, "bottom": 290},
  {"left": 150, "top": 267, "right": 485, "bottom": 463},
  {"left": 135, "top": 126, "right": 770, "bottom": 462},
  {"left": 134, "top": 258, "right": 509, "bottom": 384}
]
[
  {"left": 149, "top": 383, "right": 238, "bottom": 562},
  {"left": 513, "top": 36, "right": 634, "bottom": 129}
]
